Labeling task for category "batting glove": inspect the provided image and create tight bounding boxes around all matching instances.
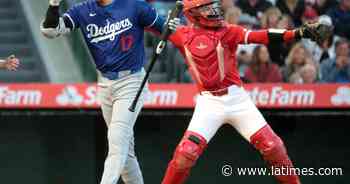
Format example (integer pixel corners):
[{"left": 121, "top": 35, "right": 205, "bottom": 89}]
[
  {"left": 166, "top": 10, "right": 181, "bottom": 32},
  {"left": 168, "top": 18, "right": 181, "bottom": 31}
]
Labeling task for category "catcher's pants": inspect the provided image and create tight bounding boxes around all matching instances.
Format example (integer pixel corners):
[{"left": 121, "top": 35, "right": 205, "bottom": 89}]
[
  {"left": 188, "top": 85, "right": 267, "bottom": 142},
  {"left": 97, "top": 70, "right": 146, "bottom": 184}
]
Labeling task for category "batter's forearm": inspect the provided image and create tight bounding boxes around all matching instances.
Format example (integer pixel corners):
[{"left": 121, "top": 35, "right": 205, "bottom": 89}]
[
  {"left": 43, "top": 0, "right": 64, "bottom": 28},
  {"left": 43, "top": 5, "right": 73, "bottom": 29},
  {"left": 43, "top": 5, "right": 60, "bottom": 28},
  {"left": 41, "top": 4, "right": 73, "bottom": 38},
  {"left": 144, "top": 16, "right": 167, "bottom": 37}
]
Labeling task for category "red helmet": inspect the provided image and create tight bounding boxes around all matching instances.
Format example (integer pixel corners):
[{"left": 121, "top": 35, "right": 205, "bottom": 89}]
[{"left": 183, "top": 0, "right": 224, "bottom": 28}]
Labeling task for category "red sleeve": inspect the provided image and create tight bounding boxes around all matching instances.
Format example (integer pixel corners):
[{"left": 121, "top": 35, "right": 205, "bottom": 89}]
[
  {"left": 246, "top": 30, "right": 270, "bottom": 45},
  {"left": 247, "top": 30, "right": 296, "bottom": 45},
  {"left": 227, "top": 25, "right": 270, "bottom": 45},
  {"left": 229, "top": 25, "right": 296, "bottom": 45},
  {"left": 145, "top": 26, "right": 187, "bottom": 47},
  {"left": 282, "top": 30, "right": 296, "bottom": 42},
  {"left": 227, "top": 25, "right": 248, "bottom": 45},
  {"left": 168, "top": 27, "right": 185, "bottom": 52}
]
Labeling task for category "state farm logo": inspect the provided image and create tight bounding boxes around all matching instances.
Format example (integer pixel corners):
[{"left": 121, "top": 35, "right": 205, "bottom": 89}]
[
  {"left": 246, "top": 86, "right": 315, "bottom": 106},
  {"left": 56, "top": 85, "right": 98, "bottom": 106},
  {"left": 0, "top": 86, "right": 42, "bottom": 105},
  {"left": 144, "top": 90, "right": 178, "bottom": 105},
  {"left": 331, "top": 86, "right": 350, "bottom": 106},
  {"left": 56, "top": 86, "right": 84, "bottom": 106}
]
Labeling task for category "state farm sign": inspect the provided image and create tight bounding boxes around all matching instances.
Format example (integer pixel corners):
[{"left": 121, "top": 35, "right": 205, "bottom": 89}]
[
  {"left": 55, "top": 85, "right": 98, "bottom": 106},
  {"left": 246, "top": 86, "right": 315, "bottom": 106},
  {"left": 0, "top": 85, "right": 42, "bottom": 106},
  {"left": 331, "top": 86, "right": 350, "bottom": 106},
  {"left": 144, "top": 90, "right": 178, "bottom": 106},
  {"left": 0, "top": 83, "right": 348, "bottom": 109}
]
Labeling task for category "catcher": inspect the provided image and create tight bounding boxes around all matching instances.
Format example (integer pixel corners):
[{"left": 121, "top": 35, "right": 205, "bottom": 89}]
[{"left": 162, "top": 0, "right": 332, "bottom": 183}]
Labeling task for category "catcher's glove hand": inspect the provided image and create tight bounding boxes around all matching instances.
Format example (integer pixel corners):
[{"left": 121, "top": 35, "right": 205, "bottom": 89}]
[{"left": 296, "top": 22, "right": 334, "bottom": 44}]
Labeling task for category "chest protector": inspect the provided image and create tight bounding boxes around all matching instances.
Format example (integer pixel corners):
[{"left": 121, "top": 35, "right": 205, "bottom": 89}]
[{"left": 183, "top": 27, "right": 237, "bottom": 91}]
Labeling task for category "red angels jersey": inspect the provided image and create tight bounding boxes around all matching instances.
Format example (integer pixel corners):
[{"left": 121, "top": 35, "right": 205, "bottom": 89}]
[{"left": 169, "top": 24, "right": 251, "bottom": 91}]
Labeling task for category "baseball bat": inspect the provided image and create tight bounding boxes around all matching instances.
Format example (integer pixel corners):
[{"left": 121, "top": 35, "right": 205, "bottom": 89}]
[{"left": 129, "top": 1, "right": 183, "bottom": 112}]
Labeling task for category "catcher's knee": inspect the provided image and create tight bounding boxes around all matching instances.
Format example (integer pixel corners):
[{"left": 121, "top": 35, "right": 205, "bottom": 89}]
[
  {"left": 171, "top": 131, "right": 207, "bottom": 170},
  {"left": 250, "top": 124, "right": 286, "bottom": 156}
]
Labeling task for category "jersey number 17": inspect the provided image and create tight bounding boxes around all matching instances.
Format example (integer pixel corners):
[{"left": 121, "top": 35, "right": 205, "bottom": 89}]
[{"left": 120, "top": 35, "right": 134, "bottom": 52}]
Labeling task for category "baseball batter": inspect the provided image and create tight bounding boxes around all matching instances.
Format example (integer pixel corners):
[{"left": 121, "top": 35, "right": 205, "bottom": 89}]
[
  {"left": 161, "top": 0, "right": 331, "bottom": 183},
  {"left": 0, "top": 55, "right": 19, "bottom": 71},
  {"left": 41, "top": 0, "right": 178, "bottom": 183}
]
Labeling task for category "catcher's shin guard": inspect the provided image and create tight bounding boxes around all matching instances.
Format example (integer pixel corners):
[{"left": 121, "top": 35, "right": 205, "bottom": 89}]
[
  {"left": 250, "top": 125, "right": 301, "bottom": 184},
  {"left": 162, "top": 131, "right": 207, "bottom": 184}
]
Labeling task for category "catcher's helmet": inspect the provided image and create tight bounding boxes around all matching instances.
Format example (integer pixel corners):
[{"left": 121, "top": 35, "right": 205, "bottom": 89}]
[{"left": 183, "top": 0, "right": 224, "bottom": 28}]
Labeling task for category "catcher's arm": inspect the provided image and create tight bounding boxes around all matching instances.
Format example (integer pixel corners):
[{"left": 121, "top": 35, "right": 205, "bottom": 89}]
[{"left": 239, "top": 22, "right": 333, "bottom": 45}]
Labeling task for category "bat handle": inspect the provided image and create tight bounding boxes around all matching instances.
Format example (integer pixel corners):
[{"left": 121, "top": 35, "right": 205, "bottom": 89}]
[
  {"left": 129, "top": 100, "right": 137, "bottom": 112},
  {"left": 160, "top": 1, "right": 183, "bottom": 41},
  {"left": 129, "top": 68, "right": 151, "bottom": 112},
  {"left": 128, "top": 1, "right": 183, "bottom": 112}
]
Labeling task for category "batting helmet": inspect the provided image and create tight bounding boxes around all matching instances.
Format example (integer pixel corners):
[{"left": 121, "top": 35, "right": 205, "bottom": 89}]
[{"left": 183, "top": 0, "right": 224, "bottom": 28}]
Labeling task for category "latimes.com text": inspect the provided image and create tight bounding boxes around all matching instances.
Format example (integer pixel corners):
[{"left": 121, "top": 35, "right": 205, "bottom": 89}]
[{"left": 221, "top": 165, "right": 343, "bottom": 177}]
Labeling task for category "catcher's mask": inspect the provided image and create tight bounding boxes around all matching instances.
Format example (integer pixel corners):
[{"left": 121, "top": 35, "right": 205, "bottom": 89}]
[{"left": 183, "top": 0, "right": 224, "bottom": 28}]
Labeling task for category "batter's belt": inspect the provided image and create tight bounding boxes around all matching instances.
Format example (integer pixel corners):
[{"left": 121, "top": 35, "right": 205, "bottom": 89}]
[{"left": 102, "top": 68, "right": 142, "bottom": 80}]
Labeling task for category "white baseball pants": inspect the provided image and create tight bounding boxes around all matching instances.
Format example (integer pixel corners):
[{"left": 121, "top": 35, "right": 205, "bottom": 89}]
[
  {"left": 97, "top": 70, "right": 147, "bottom": 184},
  {"left": 187, "top": 85, "right": 267, "bottom": 143}
]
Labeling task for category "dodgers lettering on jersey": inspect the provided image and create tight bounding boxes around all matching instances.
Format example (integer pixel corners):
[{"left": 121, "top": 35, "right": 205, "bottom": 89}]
[
  {"left": 87, "top": 19, "right": 133, "bottom": 43},
  {"left": 63, "top": 0, "right": 165, "bottom": 75}
]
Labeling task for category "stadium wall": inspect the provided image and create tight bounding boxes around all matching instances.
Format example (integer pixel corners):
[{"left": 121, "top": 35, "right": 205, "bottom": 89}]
[
  {"left": 0, "top": 109, "right": 349, "bottom": 184},
  {"left": 20, "top": 0, "right": 86, "bottom": 82}
]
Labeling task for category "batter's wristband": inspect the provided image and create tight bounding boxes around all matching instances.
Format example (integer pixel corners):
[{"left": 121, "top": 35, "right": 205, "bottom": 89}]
[{"left": 43, "top": 5, "right": 60, "bottom": 28}]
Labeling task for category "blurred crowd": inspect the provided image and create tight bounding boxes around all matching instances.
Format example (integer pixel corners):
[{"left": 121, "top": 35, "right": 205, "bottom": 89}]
[{"left": 145, "top": 0, "right": 350, "bottom": 84}]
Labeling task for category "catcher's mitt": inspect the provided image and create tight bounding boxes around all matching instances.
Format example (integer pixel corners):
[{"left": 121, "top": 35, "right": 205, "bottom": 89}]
[{"left": 297, "top": 22, "right": 334, "bottom": 44}]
